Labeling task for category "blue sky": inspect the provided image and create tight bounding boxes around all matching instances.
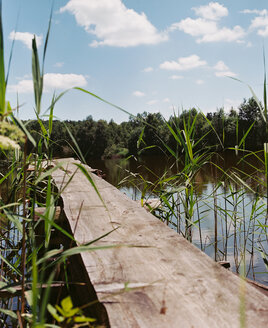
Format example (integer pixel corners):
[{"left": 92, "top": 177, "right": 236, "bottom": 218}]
[{"left": 3, "top": 0, "right": 268, "bottom": 122}]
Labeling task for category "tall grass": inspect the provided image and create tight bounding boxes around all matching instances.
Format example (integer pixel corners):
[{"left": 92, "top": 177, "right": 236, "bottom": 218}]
[
  {"left": 110, "top": 53, "right": 268, "bottom": 284},
  {"left": 0, "top": 2, "right": 267, "bottom": 326},
  {"left": 119, "top": 107, "right": 268, "bottom": 284},
  {"left": 0, "top": 4, "right": 115, "bottom": 327}
]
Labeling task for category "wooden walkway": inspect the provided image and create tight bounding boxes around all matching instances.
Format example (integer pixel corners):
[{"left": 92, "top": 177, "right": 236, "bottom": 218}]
[{"left": 52, "top": 158, "right": 268, "bottom": 328}]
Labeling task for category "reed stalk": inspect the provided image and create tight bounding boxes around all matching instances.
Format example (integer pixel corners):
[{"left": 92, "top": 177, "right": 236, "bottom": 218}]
[{"left": 20, "top": 136, "right": 27, "bottom": 321}]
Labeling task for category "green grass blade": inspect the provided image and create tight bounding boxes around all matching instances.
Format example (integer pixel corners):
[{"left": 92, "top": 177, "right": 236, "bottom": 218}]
[
  {"left": 36, "top": 111, "right": 48, "bottom": 137},
  {"left": 63, "top": 121, "right": 86, "bottom": 163},
  {"left": 4, "top": 209, "right": 23, "bottom": 234},
  {"left": 0, "top": 308, "right": 17, "bottom": 320},
  {"left": 263, "top": 49, "right": 267, "bottom": 127},
  {"left": 236, "top": 116, "right": 239, "bottom": 145},
  {"left": 83, "top": 227, "right": 119, "bottom": 246},
  {"left": 183, "top": 119, "right": 193, "bottom": 161},
  {"left": 137, "top": 126, "right": 145, "bottom": 149},
  {"left": 36, "top": 249, "right": 62, "bottom": 267},
  {"left": 43, "top": 90, "right": 69, "bottom": 116},
  {"left": 0, "top": 0, "right": 6, "bottom": 117},
  {"left": 238, "top": 121, "right": 255, "bottom": 148},
  {"left": 11, "top": 114, "right": 36, "bottom": 147},
  {"left": 48, "top": 93, "right": 55, "bottom": 138},
  {"left": 74, "top": 87, "right": 136, "bottom": 119},
  {"left": 165, "top": 120, "right": 182, "bottom": 146},
  {"left": 189, "top": 113, "right": 197, "bottom": 137},
  {"left": 0, "top": 164, "right": 16, "bottom": 183},
  {"left": 45, "top": 177, "right": 53, "bottom": 248},
  {"left": 248, "top": 84, "right": 266, "bottom": 122},
  {"left": 194, "top": 129, "right": 211, "bottom": 148},
  {"left": 160, "top": 141, "right": 178, "bottom": 159},
  {"left": 74, "top": 163, "right": 105, "bottom": 206},
  {"left": 32, "top": 35, "right": 42, "bottom": 114},
  {"left": 35, "top": 213, "right": 76, "bottom": 243},
  {"left": 40, "top": 270, "right": 56, "bottom": 324},
  {"left": 42, "top": 3, "right": 53, "bottom": 75},
  {"left": 0, "top": 253, "right": 21, "bottom": 276},
  {"left": 5, "top": 6, "right": 20, "bottom": 86},
  {"left": 31, "top": 248, "right": 38, "bottom": 325},
  {"left": 230, "top": 76, "right": 266, "bottom": 122},
  {"left": 0, "top": 203, "right": 20, "bottom": 210},
  {"left": 35, "top": 162, "right": 63, "bottom": 185},
  {"left": 201, "top": 112, "right": 224, "bottom": 149}
]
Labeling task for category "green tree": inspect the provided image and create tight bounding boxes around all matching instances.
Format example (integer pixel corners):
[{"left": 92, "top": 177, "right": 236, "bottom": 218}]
[{"left": 238, "top": 97, "right": 264, "bottom": 149}]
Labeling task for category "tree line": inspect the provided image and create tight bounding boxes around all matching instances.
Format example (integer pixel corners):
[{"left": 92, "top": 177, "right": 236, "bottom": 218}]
[{"left": 25, "top": 97, "right": 266, "bottom": 159}]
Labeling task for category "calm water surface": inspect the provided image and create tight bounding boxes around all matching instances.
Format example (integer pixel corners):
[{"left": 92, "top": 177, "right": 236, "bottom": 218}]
[{"left": 89, "top": 152, "right": 268, "bottom": 285}]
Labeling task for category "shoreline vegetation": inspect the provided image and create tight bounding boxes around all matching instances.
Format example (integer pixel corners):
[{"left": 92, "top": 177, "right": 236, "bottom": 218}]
[
  {"left": 21, "top": 97, "right": 267, "bottom": 160},
  {"left": 0, "top": 1, "right": 268, "bottom": 326}
]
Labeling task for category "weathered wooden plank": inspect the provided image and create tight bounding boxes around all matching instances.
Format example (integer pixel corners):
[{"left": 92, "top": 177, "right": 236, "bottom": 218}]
[{"left": 52, "top": 158, "right": 268, "bottom": 328}]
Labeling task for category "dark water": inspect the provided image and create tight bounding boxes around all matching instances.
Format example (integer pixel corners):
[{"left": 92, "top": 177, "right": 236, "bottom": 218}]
[{"left": 88, "top": 152, "right": 268, "bottom": 286}]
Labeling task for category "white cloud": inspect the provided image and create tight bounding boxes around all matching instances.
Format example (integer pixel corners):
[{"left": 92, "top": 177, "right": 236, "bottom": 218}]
[
  {"left": 214, "top": 60, "right": 237, "bottom": 78},
  {"left": 192, "top": 2, "right": 228, "bottom": 20},
  {"left": 198, "top": 25, "right": 245, "bottom": 43},
  {"left": 44, "top": 73, "right": 87, "bottom": 90},
  {"left": 143, "top": 67, "right": 153, "bottom": 72},
  {"left": 8, "top": 73, "right": 87, "bottom": 93},
  {"left": 241, "top": 9, "right": 268, "bottom": 15},
  {"left": 9, "top": 31, "right": 42, "bottom": 49},
  {"left": 163, "top": 98, "right": 170, "bottom": 103},
  {"left": 241, "top": 9, "right": 268, "bottom": 36},
  {"left": 8, "top": 79, "right": 33, "bottom": 93},
  {"left": 133, "top": 90, "right": 145, "bottom": 97},
  {"left": 54, "top": 62, "right": 64, "bottom": 68},
  {"left": 169, "top": 75, "right": 183, "bottom": 80},
  {"left": 214, "top": 61, "right": 228, "bottom": 71},
  {"left": 60, "top": 0, "right": 168, "bottom": 47},
  {"left": 250, "top": 14, "right": 268, "bottom": 37},
  {"left": 170, "top": 2, "right": 245, "bottom": 43},
  {"left": 160, "top": 55, "right": 207, "bottom": 71},
  {"left": 147, "top": 99, "right": 158, "bottom": 105},
  {"left": 196, "top": 79, "right": 204, "bottom": 85},
  {"left": 171, "top": 18, "right": 217, "bottom": 37}
]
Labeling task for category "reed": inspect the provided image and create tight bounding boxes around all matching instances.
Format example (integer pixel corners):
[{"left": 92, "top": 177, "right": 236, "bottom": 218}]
[
  {"left": 0, "top": 4, "right": 116, "bottom": 326},
  {"left": 119, "top": 102, "right": 268, "bottom": 285},
  {"left": 0, "top": 2, "right": 268, "bottom": 326}
]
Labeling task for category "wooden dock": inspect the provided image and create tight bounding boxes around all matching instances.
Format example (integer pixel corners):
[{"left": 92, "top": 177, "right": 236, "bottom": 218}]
[{"left": 51, "top": 158, "right": 268, "bottom": 328}]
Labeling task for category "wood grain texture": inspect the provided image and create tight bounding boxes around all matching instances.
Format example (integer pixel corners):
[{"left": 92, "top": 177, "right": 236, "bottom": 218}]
[{"left": 52, "top": 158, "right": 268, "bottom": 328}]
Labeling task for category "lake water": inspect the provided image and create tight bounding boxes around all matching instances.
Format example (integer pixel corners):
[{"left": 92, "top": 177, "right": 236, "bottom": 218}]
[{"left": 89, "top": 151, "right": 268, "bottom": 286}]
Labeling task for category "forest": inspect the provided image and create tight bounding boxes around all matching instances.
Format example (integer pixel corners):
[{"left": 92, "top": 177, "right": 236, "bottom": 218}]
[{"left": 25, "top": 96, "right": 267, "bottom": 160}]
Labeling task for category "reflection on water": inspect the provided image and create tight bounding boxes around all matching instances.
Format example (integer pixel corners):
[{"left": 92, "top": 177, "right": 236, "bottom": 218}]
[{"left": 89, "top": 152, "right": 268, "bottom": 285}]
